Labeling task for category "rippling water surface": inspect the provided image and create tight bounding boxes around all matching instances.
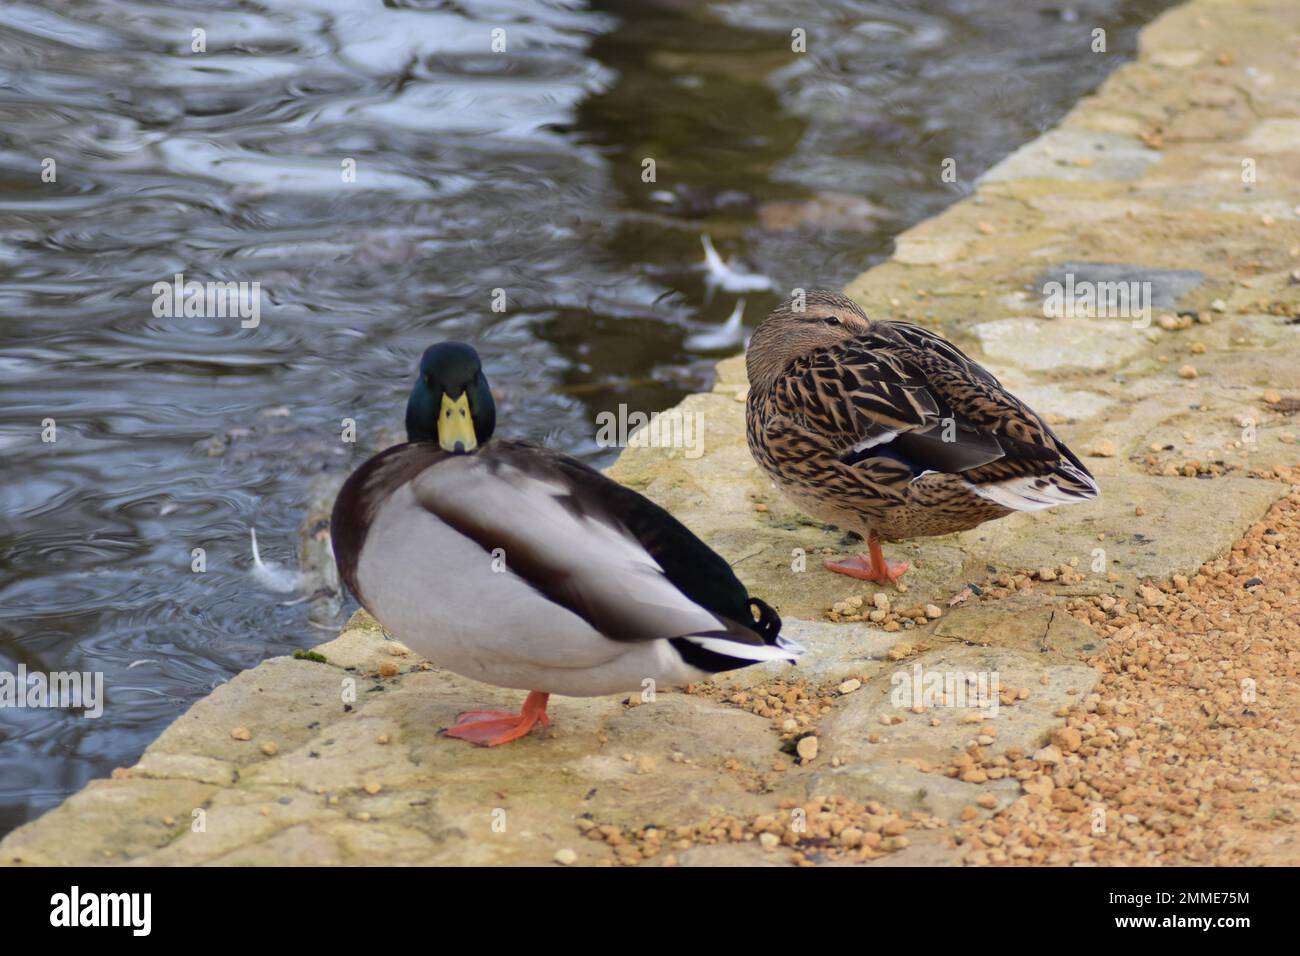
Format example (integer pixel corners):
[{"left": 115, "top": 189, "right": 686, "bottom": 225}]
[{"left": 0, "top": 0, "right": 1173, "bottom": 835}]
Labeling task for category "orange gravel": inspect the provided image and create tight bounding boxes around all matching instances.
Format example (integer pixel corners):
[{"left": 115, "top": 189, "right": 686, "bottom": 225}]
[
  {"left": 685, "top": 678, "right": 837, "bottom": 747},
  {"left": 955, "top": 486, "right": 1300, "bottom": 865},
  {"left": 580, "top": 797, "right": 937, "bottom": 867}
]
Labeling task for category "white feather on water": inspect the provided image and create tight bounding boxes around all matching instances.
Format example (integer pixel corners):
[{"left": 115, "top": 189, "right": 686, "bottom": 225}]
[
  {"left": 249, "top": 527, "right": 301, "bottom": 594},
  {"left": 685, "top": 298, "right": 747, "bottom": 352},
  {"left": 699, "top": 234, "right": 772, "bottom": 294}
]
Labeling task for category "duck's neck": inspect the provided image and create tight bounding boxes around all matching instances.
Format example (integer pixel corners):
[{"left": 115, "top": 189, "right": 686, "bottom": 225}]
[
  {"left": 746, "top": 321, "right": 793, "bottom": 394},
  {"left": 405, "top": 380, "right": 437, "bottom": 443},
  {"left": 403, "top": 378, "right": 497, "bottom": 447}
]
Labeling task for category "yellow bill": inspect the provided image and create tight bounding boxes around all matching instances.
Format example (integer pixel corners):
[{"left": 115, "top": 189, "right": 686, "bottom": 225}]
[{"left": 439, "top": 392, "right": 477, "bottom": 453}]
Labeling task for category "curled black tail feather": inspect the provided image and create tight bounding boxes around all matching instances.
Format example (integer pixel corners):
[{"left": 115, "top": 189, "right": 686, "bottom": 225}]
[
  {"left": 748, "top": 597, "right": 782, "bottom": 643},
  {"left": 668, "top": 598, "right": 800, "bottom": 674}
]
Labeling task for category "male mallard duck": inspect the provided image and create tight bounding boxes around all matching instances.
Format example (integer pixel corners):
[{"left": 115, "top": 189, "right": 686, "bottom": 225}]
[
  {"left": 745, "top": 290, "right": 1099, "bottom": 586},
  {"left": 331, "top": 342, "right": 800, "bottom": 746}
]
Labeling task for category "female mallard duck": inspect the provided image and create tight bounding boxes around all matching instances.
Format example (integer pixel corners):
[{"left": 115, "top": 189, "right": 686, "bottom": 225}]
[
  {"left": 331, "top": 342, "right": 800, "bottom": 746},
  {"left": 746, "top": 290, "right": 1099, "bottom": 586}
]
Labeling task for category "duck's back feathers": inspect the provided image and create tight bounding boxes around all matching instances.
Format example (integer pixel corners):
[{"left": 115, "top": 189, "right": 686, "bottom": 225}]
[
  {"left": 502, "top": 445, "right": 797, "bottom": 669},
  {"left": 750, "top": 320, "right": 1098, "bottom": 535},
  {"left": 412, "top": 442, "right": 788, "bottom": 653}
]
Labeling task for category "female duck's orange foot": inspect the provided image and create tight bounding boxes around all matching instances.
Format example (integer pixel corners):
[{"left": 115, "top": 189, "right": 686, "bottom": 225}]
[
  {"left": 443, "top": 691, "right": 551, "bottom": 747},
  {"left": 823, "top": 553, "right": 910, "bottom": 585}
]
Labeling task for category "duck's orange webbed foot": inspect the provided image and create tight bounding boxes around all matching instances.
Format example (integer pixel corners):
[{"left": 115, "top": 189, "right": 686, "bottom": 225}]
[
  {"left": 443, "top": 691, "right": 551, "bottom": 747},
  {"left": 823, "top": 531, "right": 909, "bottom": 587}
]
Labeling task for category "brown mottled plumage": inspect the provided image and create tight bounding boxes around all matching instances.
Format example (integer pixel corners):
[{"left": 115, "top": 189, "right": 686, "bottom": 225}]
[{"left": 745, "top": 290, "right": 1099, "bottom": 584}]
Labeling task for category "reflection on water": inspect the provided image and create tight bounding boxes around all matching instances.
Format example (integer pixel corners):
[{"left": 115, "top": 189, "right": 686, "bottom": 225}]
[{"left": 0, "top": 0, "right": 1172, "bottom": 835}]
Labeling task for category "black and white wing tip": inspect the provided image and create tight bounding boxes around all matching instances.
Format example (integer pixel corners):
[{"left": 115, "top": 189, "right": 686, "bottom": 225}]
[
  {"left": 971, "top": 460, "right": 1101, "bottom": 512},
  {"left": 672, "top": 596, "right": 804, "bottom": 672},
  {"left": 776, "top": 633, "right": 806, "bottom": 660},
  {"left": 682, "top": 631, "right": 805, "bottom": 666}
]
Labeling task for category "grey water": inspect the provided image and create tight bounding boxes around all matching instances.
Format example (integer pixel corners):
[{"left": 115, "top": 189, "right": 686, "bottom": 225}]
[{"left": 0, "top": 0, "right": 1173, "bottom": 837}]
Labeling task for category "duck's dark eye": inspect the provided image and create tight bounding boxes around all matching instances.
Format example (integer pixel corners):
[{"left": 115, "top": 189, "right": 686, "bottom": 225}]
[{"left": 823, "top": 316, "right": 841, "bottom": 327}]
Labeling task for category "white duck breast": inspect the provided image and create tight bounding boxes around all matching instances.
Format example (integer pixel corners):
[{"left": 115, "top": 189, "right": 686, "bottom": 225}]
[{"left": 353, "top": 450, "right": 790, "bottom": 697}]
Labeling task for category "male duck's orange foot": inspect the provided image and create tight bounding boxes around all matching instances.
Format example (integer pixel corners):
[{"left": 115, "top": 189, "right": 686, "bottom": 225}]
[
  {"left": 824, "top": 553, "right": 910, "bottom": 586},
  {"left": 443, "top": 691, "right": 551, "bottom": 747}
]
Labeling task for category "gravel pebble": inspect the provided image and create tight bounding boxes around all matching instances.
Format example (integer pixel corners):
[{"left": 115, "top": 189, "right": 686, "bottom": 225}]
[
  {"left": 1051, "top": 727, "right": 1082, "bottom": 752},
  {"left": 1033, "top": 745, "right": 1064, "bottom": 765}
]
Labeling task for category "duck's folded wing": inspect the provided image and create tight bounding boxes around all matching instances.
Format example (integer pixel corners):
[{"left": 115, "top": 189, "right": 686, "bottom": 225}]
[
  {"left": 411, "top": 442, "right": 793, "bottom": 660},
  {"left": 792, "top": 333, "right": 1098, "bottom": 509}
]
